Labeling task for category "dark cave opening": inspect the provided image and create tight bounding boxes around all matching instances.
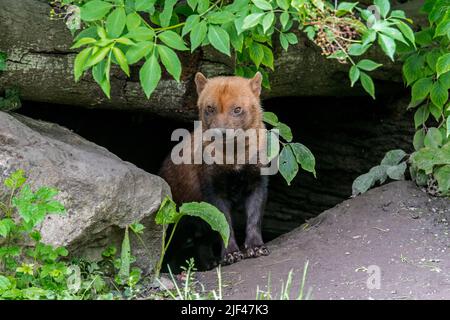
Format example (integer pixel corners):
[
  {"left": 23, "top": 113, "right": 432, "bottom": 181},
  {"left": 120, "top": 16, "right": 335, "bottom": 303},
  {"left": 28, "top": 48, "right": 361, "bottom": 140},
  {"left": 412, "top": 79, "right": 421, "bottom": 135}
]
[{"left": 18, "top": 92, "right": 414, "bottom": 271}]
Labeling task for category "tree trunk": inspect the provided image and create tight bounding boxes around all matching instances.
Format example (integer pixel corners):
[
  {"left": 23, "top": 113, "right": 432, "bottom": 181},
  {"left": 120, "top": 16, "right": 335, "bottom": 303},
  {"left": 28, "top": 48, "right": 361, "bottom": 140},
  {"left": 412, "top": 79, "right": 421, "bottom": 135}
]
[{"left": 0, "top": 0, "right": 426, "bottom": 121}]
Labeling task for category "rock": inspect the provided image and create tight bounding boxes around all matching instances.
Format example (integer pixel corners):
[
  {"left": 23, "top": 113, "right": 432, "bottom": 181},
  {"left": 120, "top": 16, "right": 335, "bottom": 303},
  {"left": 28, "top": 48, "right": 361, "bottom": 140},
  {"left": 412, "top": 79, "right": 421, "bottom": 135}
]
[
  {"left": 0, "top": 111, "right": 171, "bottom": 274},
  {"left": 198, "top": 181, "right": 450, "bottom": 299}
]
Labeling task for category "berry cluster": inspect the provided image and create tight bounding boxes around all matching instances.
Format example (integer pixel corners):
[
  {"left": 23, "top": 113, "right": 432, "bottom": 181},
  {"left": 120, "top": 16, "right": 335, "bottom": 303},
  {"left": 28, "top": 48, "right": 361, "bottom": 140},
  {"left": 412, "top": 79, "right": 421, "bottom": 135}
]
[{"left": 313, "top": 17, "right": 360, "bottom": 63}]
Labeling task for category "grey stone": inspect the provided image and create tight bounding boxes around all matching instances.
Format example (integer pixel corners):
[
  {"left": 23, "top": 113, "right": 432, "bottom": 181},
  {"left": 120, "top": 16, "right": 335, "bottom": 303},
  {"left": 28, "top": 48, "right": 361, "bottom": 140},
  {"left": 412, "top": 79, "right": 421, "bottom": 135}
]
[{"left": 0, "top": 111, "right": 170, "bottom": 274}]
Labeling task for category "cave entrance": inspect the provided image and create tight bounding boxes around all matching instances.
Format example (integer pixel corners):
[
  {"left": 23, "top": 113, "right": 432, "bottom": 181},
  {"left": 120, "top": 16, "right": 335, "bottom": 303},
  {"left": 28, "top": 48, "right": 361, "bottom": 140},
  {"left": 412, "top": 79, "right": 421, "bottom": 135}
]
[{"left": 18, "top": 92, "right": 413, "bottom": 271}]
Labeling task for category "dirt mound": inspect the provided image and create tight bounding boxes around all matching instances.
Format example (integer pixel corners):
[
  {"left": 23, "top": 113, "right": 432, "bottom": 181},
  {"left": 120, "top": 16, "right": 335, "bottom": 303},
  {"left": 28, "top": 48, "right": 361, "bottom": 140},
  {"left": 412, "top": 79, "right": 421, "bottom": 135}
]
[{"left": 199, "top": 181, "right": 450, "bottom": 300}]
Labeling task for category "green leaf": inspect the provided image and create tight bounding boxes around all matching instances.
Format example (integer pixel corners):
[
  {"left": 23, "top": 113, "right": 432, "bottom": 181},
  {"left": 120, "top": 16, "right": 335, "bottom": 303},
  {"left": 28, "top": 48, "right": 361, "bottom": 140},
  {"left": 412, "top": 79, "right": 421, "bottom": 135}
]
[
  {"left": 180, "top": 202, "right": 230, "bottom": 247},
  {"left": 395, "top": 21, "right": 416, "bottom": 47},
  {"left": 352, "top": 172, "right": 375, "bottom": 196},
  {"left": 126, "top": 41, "right": 153, "bottom": 64},
  {"left": 106, "top": 7, "right": 126, "bottom": 38},
  {"left": 112, "top": 47, "right": 130, "bottom": 76},
  {"left": 429, "top": 102, "right": 442, "bottom": 122},
  {"left": 361, "top": 29, "right": 376, "bottom": 46},
  {"left": 182, "top": 15, "right": 200, "bottom": 37},
  {"left": 130, "top": 222, "right": 145, "bottom": 234},
  {"left": 249, "top": 42, "right": 265, "bottom": 67},
  {"left": 261, "top": 45, "right": 274, "bottom": 70},
  {"left": 71, "top": 37, "right": 97, "bottom": 49},
  {"left": 0, "top": 219, "right": 15, "bottom": 238},
  {"left": 414, "top": 105, "right": 430, "bottom": 128},
  {"left": 266, "top": 130, "right": 280, "bottom": 162},
  {"left": 290, "top": 143, "right": 316, "bottom": 177},
  {"left": 374, "top": 0, "right": 390, "bottom": 18},
  {"left": 263, "top": 111, "right": 279, "bottom": 126},
  {"left": 159, "top": 30, "right": 189, "bottom": 51},
  {"left": 117, "top": 227, "right": 131, "bottom": 283},
  {"left": 80, "top": 0, "right": 113, "bottom": 22},
  {"left": 126, "top": 12, "right": 141, "bottom": 31},
  {"left": 378, "top": 34, "right": 396, "bottom": 61},
  {"left": 360, "top": 72, "right": 375, "bottom": 99},
  {"left": 3, "top": 169, "right": 27, "bottom": 190},
  {"left": 386, "top": 162, "right": 407, "bottom": 180},
  {"left": 276, "top": 122, "right": 293, "bottom": 142},
  {"left": 381, "top": 149, "right": 407, "bottom": 166},
  {"left": 157, "top": 45, "right": 182, "bottom": 82},
  {"left": 197, "top": 0, "right": 209, "bottom": 14},
  {"left": 280, "top": 12, "right": 289, "bottom": 29},
  {"left": 190, "top": 21, "right": 208, "bottom": 52},
  {"left": 242, "top": 13, "right": 264, "bottom": 30},
  {"left": 424, "top": 127, "right": 443, "bottom": 149},
  {"left": 380, "top": 27, "right": 407, "bottom": 44},
  {"left": 279, "top": 145, "right": 299, "bottom": 186},
  {"left": 402, "top": 54, "right": 426, "bottom": 86},
  {"left": 135, "top": 0, "right": 156, "bottom": 11},
  {"left": 126, "top": 27, "right": 155, "bottom": 41},
  {"left": 0, "top": 52, "right": 7, "bottom": 71},
  {"left": 435, "top": 18, "right": 450, "bottom": 38},
  {"left": 74, "top": 47, "right": 92, "bottom": 81},
  {"left": 435, "top": 165, "right": 450, "bottom": 194},
  {"left": 430, "top": 80, "right": 449, "bottom": 108},
  {"left": 277, "top": 0, "right": 290, "bottom": 10},
  {"left": 207, "top": 11, "right": 235, "bottom": 24},
  {"left": 413, "top": 129, "right": 425, "bottom": 150},
  {"left": 285, "top": 33, "right": 298, "bottom": 44},
  {"left": 159, "top": 0, "right": 177, "bottom": 28},
  {"left": 0, "top": 276, "right": 11, "bottom": 291},
  {"left": 348, "top": 44, "right": 369, "bottom": 56},
  {"left": 262, "top": 12, "right": 275, "bottom": 33},
  {"left": 436, "top": 53, "right": 450, "bottom": 78},
  {"left": 357, "top": 59, "right": 382, "bottom": 71},
  {"left": 252, "top": 0, "right": 272, "bottom": 10},
  {"left": 208, "top": 25, "right": 231, "bottom": 56},
  {"left": 85, "top": 46, "right": 111, "bottom": 68},
  {"left": 279, "top": 33, "right": 289, "bottom": 51},
  {"left": 155, "top": 196, "right": 180, "bottom": 225},
  {"left": 411, "top": 77, "right": 433, "bottom": 103},
  {"left": 415, "top": 28, "right": 433, "bottom": 46},
  {"left": 390, "top": 10, "right": 407, "bottom": 20},
  {"left": 139, "top": 54, "right": 161, "bottom": 98},
  {"left": 349, "top": 65, "right": 360, "bottom": 87},
  {"left": 426, "top": 49, "right": 443, "bottom": 72}
]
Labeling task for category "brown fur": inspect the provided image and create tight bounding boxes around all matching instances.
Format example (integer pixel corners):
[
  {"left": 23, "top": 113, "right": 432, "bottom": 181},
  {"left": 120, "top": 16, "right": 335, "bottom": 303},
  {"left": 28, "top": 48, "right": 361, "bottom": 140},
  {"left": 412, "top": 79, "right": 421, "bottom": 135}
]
[
  {"left": 159, "top": 73, "right": 265, "bottom": 205},
  {"left": 159, "top": 72, "right": 269, "bottom": 265}
]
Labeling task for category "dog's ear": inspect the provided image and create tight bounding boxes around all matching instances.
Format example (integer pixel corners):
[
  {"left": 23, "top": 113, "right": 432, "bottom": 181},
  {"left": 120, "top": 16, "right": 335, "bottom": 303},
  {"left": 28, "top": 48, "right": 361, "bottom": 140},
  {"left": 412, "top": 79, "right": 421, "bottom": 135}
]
[
  {"left": 249, "top": 72, "right": 262, "bottom": 97},
  {"left": 194, "top": 72, "right": 208, "bottom": 95}
]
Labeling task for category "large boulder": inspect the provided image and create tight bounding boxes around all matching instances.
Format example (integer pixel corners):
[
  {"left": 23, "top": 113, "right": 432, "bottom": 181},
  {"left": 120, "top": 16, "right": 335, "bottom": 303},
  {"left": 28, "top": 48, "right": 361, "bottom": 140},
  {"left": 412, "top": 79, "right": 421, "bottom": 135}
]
[{"left": 0, "top": 111, "right": 170, "bottom": 274}]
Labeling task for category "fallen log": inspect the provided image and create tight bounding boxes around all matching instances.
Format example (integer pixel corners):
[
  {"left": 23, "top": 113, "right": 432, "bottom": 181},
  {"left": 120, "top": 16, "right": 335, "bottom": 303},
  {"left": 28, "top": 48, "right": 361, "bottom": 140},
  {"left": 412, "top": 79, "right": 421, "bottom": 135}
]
[{"left": 0, "top": 0, "right": 426, "bottom": 120}]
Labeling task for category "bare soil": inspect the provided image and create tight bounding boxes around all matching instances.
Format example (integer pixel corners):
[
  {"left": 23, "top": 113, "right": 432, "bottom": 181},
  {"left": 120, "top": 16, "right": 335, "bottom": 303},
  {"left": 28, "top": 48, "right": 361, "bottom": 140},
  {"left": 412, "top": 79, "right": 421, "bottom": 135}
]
[{"left": 198, "top": 181, "right": 450, "bottom": 300}]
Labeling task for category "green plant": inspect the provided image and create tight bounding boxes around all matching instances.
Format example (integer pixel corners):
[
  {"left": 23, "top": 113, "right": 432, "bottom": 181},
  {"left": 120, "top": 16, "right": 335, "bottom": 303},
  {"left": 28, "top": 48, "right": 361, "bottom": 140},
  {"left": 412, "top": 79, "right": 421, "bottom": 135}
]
[
  {"left": 0, "top": 88, "right": 21, "bottom": 112},
  {"left": 157, "top": 258, "right": 223, "bottom": 300},
  {"left": 0, "top": 169, "right": 70, "bottom": 299},
  {"left": 153, "top": 196, "right": 230, "bottom": 279},
  {"left": 264, "top": 111, "right": 316, "bottom": 185},
  {"left": 256, "top": 260, "right": 311, "bottom": 300},
  {"left": 0, "top": 170, "right": 147, "bottom": 300},
  {"left": 0, "top": 51, "right": 6, "bottom": 71},
  {"left": 158, "top": 258, "right": 312, "bottom": 300},
  {"left": 353, "top": 0, "right": 450, "bottom": 197},
  {"left": 53, "top": 0, "right": 412, "bottom": 100}
]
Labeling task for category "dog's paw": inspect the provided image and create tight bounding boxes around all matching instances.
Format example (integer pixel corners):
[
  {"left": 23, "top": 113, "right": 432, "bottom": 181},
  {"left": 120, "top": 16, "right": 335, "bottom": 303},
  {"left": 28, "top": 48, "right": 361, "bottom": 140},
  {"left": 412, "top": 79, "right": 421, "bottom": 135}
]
[
  {"left": 221, "top": 251, "right": 244, "bottom": 265},
  {"left": 243, "top": 245, "right": 270, "bottom": 259}
]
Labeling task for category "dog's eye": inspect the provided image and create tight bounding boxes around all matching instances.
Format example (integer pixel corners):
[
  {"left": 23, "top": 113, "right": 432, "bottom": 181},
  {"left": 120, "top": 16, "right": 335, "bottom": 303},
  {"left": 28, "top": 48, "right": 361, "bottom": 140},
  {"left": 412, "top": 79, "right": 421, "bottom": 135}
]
[
  {"left": 206, "top": 105, "right": 215, "bottom": 114},
  {"left": 233, "top": 106, "right": 242, "bottom": 115}
]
